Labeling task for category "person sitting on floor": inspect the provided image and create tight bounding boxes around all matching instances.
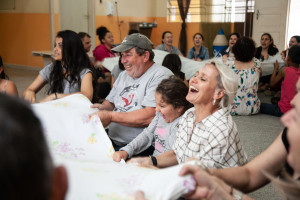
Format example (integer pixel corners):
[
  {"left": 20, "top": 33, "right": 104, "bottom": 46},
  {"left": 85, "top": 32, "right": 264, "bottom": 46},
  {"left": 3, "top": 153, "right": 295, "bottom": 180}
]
[
  {"left": 260, "top": 45, "right": 300, "bottom": 117},
  {"left": 113, "top": 76, "right": 192, "bottom": 162},
  {"left": 224, "top": 37, "right": 262, "bottom": 115}
]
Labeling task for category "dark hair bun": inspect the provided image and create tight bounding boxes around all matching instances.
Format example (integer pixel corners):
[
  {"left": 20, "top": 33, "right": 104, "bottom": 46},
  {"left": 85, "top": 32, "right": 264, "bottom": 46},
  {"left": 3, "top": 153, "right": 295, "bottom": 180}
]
[{"left": 96, "top": 26, "right": 109, "bottom": 36}]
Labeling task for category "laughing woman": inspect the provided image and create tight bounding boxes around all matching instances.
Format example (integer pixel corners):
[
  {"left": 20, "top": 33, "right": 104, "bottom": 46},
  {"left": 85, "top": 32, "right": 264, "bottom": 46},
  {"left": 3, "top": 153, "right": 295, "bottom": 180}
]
[
  {"left": 187, "top": 33, "right": 209, "bottom": 61},
  {"left": 128, "top": 61, "right": 247, "bottom": 169},
  {"left": 23, "top": 30, "right": 96, "bottom": 103}
]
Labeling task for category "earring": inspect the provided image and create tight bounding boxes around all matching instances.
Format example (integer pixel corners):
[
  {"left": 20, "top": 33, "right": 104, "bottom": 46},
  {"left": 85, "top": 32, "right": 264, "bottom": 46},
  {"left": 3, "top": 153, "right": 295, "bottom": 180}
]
[{"left": 213, "top": 99, "right": 216, "bottom": 106}]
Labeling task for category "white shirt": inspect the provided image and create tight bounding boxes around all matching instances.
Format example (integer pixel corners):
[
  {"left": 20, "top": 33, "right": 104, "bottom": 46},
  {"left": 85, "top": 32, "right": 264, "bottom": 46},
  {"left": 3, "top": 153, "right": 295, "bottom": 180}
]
[{"left": 173, "top": 107, "right": 247, "bottom": 168}]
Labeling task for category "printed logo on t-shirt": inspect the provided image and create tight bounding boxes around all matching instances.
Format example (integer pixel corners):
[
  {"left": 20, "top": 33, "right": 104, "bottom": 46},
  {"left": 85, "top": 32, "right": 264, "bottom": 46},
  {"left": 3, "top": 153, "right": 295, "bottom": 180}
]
[
  {"left": 154, "top": 124, "right": 167, "bottom": 153},
  {"left": 115, "top": 84, "right": 139, "bottom": 112}
]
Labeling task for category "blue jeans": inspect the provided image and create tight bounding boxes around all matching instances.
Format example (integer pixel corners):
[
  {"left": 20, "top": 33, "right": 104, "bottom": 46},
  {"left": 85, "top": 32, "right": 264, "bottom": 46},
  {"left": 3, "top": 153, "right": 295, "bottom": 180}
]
[{"left": 260, "top": 103, "right": 283, "bottom": 117}]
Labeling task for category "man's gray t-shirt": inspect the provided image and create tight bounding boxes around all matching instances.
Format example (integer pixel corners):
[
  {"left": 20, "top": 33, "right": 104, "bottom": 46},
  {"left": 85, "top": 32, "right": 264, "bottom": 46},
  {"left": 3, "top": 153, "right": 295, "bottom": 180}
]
[
  {"left": 40, "top": 63, "right": 91, "bottom": 93},
  {"left": 111, "top": 64, "right": 124, "bottom": 81},
  {"left": 120, "top": 112, "right": 181, "bottom": 157},
  {"left": 155, "top": 44, "right": 182, "bottom": 55},
  {"left": 106, "top": 63, "right": 173, "bottom": 146}
]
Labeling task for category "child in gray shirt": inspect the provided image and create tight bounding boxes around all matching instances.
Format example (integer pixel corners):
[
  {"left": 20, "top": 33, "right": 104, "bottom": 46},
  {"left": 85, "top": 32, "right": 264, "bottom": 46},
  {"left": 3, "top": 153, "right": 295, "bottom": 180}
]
[{"left": 113, "top": 76, "right": 192, "bottom": 161}]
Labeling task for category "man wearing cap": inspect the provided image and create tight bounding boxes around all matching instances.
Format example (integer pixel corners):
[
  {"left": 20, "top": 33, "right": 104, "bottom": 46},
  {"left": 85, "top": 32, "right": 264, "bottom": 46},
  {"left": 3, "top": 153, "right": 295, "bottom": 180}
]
[{"left": 92, "top": 33, "right": 173, "bottom": 151}]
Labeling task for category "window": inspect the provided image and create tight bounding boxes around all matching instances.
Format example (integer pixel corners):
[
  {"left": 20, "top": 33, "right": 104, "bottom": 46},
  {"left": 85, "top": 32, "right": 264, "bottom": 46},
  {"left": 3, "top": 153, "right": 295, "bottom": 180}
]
[{"left": 167, "top": 0, "right": 255, "bottom": 23}]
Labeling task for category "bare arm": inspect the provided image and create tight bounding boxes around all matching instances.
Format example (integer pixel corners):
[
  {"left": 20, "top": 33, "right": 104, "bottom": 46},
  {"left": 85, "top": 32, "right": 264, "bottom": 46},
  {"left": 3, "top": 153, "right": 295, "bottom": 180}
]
[
  {"left": 111, "top": 106, "right": 155, "bottom": 127},
  {"left": 94, "top": 106, "right": 155, "bottom": 128},
  {"left": 180, "top": 165, "right": 253, "bottom": 200},
  {"left": 127, "top": 150, "right": 178, "bottom": 168},
  {"left": 91, "top": 100, "right": 115, "bottom": 111},
  {"left": 40, "top": 72, "right": 94, "bottom": 103},
  {"left": 208, "top": 133, "right": 286, "bottom": 193},
  {"left": 6, "top": 81, "right": 18, "bottom": 97},
  {"left": 270, "top": 65, "right": 285, "bottom": 89},
  {"left": 79, "top": 72, "right": 94, "bottom": 100},
  {"left": 156, "top": 150, "right": 178, "bottom": 168},
  {"left": 22, "top": 74, "right": 46, "bottom": 103}
]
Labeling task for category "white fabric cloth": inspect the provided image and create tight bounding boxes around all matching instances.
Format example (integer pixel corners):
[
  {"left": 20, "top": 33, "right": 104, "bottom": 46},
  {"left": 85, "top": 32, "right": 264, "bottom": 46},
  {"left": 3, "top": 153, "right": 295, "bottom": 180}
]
[
  {"left": 32, "top": 94, "right": 195, "bottom": 200},
  {"left": 173, "top": 107, "right": 247, "bottom": 168},
  {"left": 260, "top": 53, "right": 285, "bottom": 76}
]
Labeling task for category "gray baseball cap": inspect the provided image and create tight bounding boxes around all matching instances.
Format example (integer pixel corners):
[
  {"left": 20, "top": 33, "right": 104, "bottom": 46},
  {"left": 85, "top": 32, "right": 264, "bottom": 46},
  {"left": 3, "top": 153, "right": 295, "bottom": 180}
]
[{"left": 111, "top": 33, "right": 153, "bottom": 53}]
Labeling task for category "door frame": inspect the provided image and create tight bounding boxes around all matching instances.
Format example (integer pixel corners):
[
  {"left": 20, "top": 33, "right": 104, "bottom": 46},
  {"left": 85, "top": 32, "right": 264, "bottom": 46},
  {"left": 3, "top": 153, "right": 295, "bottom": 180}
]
[{"left": 49, "top": 0, "right": 95, "bottom": 52}]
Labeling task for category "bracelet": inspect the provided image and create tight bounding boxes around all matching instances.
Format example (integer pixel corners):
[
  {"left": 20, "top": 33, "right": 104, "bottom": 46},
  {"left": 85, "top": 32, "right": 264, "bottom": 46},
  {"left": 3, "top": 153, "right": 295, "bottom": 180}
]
[
  {"left": 55, "top": 92, "right": 58, "bottom": 99},
  {"left": 149, "top": 155, "right": 157, "bottom": 166}
]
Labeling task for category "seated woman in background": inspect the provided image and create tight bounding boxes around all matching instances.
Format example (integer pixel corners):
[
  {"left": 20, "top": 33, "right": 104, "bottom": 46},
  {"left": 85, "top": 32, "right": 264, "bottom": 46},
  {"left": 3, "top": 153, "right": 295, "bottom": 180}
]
[
  {"left": 281, "top": 35, "right": 300, "bottom": 60},
  {"left": 23, "top": 30, "right": 96, "bottom": 103},
  {"left": 155, "top": 31, "right": 183, "bottom": 56},
  {"left": 162, "top": 54, "right": 188, "bottom": 86},
  {"left": 93, "top": 26, "right": 116, "bottom": 71},
  {"left": 221, "top": 32, "right": 240, "bottom": 60},
  {"left": 255, "top": 33, "right": 279, "bottom": 61},
  {"left": 0, "top": 56, "right": 18, "bottom": 96},
  {"left": 260, "top": 45, "right": 300, "bottom": 117},
  {"left": 113, "top": 76, "right": 192, "bottom": 162},
  {"left": 93, "top": 26, "right": 116, "bottom": 99},
  {"left": 187, "top": 33, "right": 209, "bottom": 61},
  {"left": 179, "top": 79, "right": 300, "bottom": 200},
  {"left": 256, "top": 33, "right": 280, "bottom": 91},
  {"left": 128, "top": 61, "right": 247, "bottom": 169},
  {"left": 225, "top": 37, "right": 261, "bottom": 115}
]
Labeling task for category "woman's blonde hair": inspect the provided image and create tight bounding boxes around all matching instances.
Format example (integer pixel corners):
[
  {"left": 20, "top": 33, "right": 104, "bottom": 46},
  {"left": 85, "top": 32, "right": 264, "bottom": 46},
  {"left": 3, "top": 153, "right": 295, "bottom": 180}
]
[
  {"left": 264, "top": 170, "right": 300, "bottom": 200},
  {"left": 203, "top": 59, "right": 238, "bottom": 108}
]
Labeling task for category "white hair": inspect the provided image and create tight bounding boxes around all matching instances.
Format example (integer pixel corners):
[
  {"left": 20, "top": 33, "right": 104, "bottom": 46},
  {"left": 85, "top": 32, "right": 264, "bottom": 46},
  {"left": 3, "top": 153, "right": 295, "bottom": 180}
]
[{"left": 203, "top": 59, "right": 238, "bottom": 108}]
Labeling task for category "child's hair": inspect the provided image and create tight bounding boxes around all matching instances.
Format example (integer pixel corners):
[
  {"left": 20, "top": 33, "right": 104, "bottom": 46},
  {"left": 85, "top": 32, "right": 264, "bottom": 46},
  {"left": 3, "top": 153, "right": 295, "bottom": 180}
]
[
  {"left": 288, "top": 45, "right": 300, "bottom": 67},
  {"left": 155, "top": 76, "right": 192, "bottom": 114},
  {"left": 162, "top": 54, "right": 182, "bottom": 78}
]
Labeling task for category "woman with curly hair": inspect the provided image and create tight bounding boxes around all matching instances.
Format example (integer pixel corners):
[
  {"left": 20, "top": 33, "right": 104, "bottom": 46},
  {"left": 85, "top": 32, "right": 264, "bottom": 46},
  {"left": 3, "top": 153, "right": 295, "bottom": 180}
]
[{"left": 23, "top": 30, "right": 97, "bottom": 103}]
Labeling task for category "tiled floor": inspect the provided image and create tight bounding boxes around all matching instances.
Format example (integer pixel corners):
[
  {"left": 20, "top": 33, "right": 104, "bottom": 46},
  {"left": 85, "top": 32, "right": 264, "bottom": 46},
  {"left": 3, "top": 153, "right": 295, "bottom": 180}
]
[{"left": 5, "top": 64, "right": 285, "bottom": 200}]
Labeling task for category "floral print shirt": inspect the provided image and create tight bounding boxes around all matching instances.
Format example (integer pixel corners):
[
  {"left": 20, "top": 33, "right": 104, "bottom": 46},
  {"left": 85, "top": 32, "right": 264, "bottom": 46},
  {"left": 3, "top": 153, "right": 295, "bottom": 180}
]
[{"left": 226, "top": 58, "right": 261, "bottom": 115}]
